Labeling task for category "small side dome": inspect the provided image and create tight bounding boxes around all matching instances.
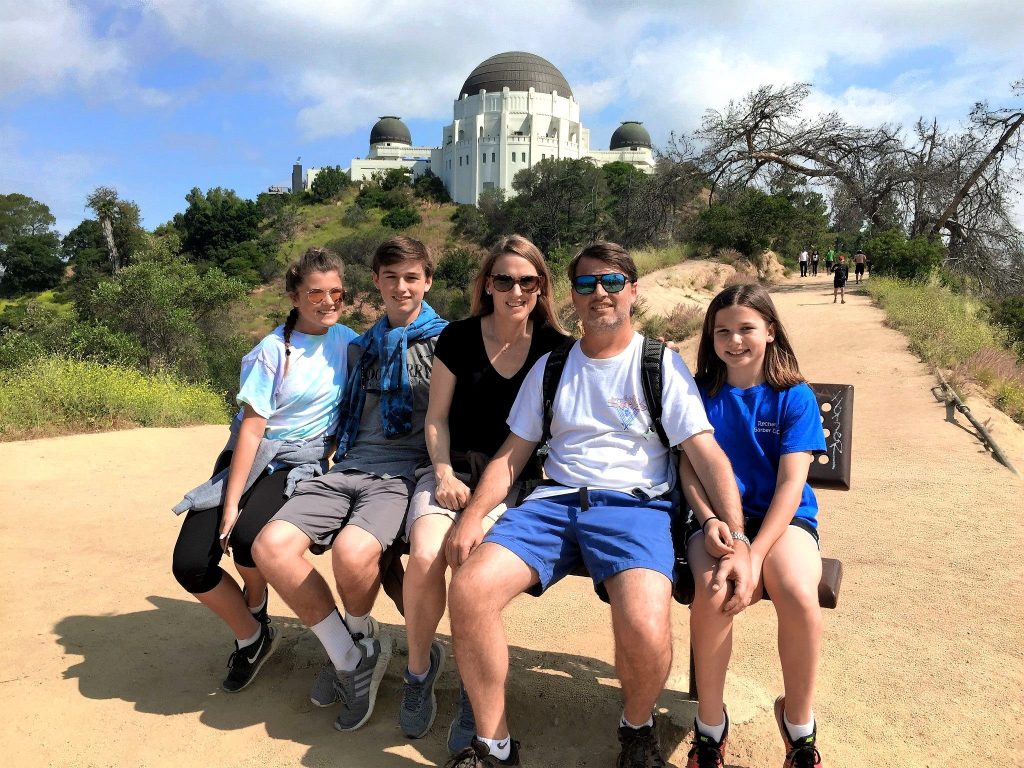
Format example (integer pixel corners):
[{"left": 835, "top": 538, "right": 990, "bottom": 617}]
[
  {"left": 609, "top": 121, "right": 652, "bottom": 151},
  {"left": 370, "top": 116, "right": 412, "bottom": 146}
]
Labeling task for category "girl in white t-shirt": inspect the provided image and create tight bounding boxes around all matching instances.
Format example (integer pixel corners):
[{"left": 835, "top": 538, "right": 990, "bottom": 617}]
[{"left": 172, "top": 248, "right": 357, "bottom": 692}]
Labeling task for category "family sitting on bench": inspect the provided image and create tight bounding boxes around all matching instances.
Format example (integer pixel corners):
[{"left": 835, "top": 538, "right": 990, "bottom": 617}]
[{"left": 172, "top": 236, "right": 828, "bottom": 768}]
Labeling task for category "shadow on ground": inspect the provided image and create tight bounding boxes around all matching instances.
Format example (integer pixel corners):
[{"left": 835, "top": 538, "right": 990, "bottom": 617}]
[{"left": 55, "top": 596, "right": 699, "bottom": 767}]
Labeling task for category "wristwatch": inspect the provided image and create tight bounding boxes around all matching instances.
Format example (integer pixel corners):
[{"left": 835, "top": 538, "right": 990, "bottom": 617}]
[{"left": 730, "top": 531, "right": 751, "bottom": 547}]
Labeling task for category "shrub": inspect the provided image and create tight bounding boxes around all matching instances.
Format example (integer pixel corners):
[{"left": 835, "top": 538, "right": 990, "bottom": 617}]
[
  {"left": 382, "top": 206, "right": 422, "bottom": 230},
  {"left": 864, "top": 230, "right": 945, "bottom": 281},
  {"left": 640, "top": 303, "right": 704, "bottom": 342},
  {"left": 435, "top": 247, "right": 479, "bottom": 290},
  {"left": 0, "top": 357, "right": 228, "bottom": 440}
]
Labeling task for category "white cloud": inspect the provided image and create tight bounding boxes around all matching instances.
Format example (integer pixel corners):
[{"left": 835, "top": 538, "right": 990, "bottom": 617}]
[
  {"left": 0, "top": 126, "right": 103, "bottom": 235},
  {"left": 0, "top": 1, "right": 128, "bottom": 97}
]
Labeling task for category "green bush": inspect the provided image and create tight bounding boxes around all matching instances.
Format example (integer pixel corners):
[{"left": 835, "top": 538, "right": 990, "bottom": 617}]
[
  {"left": 435, "top": 247, "right": 479, "bottom": 290},
  {"left": 382, "top": 206, "right": 422, "bottom": 230},
  {"left": 864, "top": 230, "right": 945, "bottom": 281},
  {"left": 988, "top": 296, "right": 1024, "bottom": 351},
  {"left": 0, "top": 357, "right": 228, "bottom": 440}
]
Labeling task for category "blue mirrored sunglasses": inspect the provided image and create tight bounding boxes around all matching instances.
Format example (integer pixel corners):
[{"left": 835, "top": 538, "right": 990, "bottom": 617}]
[{"left": 571, "top": 273, "right": 628, "bottom": 295}]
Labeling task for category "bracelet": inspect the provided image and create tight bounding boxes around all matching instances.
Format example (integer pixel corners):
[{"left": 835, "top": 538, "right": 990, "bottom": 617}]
[
  {"left": 730, "top": 530, "right": 752, "bottom": 547},
  {"left": 701, "top": 517, "right": 718, "bottom": 531}
]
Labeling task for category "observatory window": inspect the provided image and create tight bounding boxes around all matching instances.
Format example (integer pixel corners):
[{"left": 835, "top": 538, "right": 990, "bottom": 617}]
[
  {"left": 458, "top": 156, "right": 462, "bottom": 167},
  {"left": 482, "top": 153, "right": 486, "bottom": 163},
  {"left": 491, "top": 152, "right": 495, "bottom": 162}
]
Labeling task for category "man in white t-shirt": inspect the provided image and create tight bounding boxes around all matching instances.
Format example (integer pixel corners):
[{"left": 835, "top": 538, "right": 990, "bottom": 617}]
[
  {"left": 445, "top": 243, "right": 751, "bottom": 768},
  {"left": 798, "top": 248, "right": 809, "bottom": 277}
]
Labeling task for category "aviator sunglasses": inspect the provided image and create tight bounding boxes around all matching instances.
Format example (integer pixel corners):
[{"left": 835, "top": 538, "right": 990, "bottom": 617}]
[
  {"left": 489, "top": 273, "right": 542, "bottom": 293},
  {"left": 571, "top": 273, "right": 628, "bottom": 295},
  {"left": 303, "top": 287, "right": 344, "bottom": 303}
]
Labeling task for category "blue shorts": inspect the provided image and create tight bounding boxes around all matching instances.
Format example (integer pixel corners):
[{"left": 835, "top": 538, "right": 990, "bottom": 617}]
[{"left": 483, "top": 489, "right": 675, "bottom": 597}]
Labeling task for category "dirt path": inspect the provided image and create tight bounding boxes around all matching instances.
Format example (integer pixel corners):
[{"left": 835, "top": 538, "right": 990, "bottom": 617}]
[{"left": 1, "top": 270, "right": 1022, "bottom": 767}]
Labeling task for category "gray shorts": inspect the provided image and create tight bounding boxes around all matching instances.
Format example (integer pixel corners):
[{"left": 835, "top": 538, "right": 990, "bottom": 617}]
[
  {"left": 404, "top": 471, "right": 518, "bottom": 540},
  {"left": 272, "top": 468, "right": 414, "bottom": 554}
]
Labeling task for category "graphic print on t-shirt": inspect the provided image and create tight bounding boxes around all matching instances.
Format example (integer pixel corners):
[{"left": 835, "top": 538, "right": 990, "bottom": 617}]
[{"left": 608, "top": 394, "right": 647, "bottom": 429}]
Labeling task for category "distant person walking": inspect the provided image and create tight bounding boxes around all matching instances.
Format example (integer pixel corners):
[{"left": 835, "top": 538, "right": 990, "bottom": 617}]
[
  {"left": 810, "top": 250, "right": 820, "bottom": 277},
  {"left": 853, "top": 250, "right": 867, "bottom": 283},
  {"left": 833, "top": 254, "right": 849, "bottom": 304},
  {"left": 798, "top": 249, "right": 809, "bottom": 278},
  {"left": 825, "top": 248, "right": 835, "bottom": 274}
]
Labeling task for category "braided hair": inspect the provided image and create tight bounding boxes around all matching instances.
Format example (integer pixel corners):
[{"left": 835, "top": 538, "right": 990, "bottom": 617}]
[{"left": 283, "top": 247, "right": 345, "bottom": 359}]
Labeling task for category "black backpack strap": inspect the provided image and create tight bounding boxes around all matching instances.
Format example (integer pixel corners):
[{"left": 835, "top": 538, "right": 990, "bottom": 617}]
[
  {"left": 537, "top": 339, "right": 575, "bottom": 457},
  {"left": 639, "top": 336, "right": 671, "bottom": 450}
]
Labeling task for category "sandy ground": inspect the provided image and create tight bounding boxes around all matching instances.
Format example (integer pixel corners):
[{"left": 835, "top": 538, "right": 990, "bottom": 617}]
[{"left": 2, "top": 269, "right": 1023, "bottom": 767}]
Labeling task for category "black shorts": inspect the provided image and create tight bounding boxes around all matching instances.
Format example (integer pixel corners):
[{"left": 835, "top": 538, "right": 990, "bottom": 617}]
[{"left": 855, "top": 264, "right": 865, "bottom": 275}]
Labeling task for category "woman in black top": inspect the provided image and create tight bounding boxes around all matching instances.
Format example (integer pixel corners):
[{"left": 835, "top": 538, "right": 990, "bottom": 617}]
[{"left": 399, "top": 235, "right": 569, "bottom": 748}]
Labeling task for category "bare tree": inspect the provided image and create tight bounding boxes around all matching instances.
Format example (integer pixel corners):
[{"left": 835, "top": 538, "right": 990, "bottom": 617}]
[{"left": 669, "top": 81, "right": 1024, "bottom": 292}]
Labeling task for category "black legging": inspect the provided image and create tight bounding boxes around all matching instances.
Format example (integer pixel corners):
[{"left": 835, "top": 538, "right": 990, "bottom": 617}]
[{"left": 172, "top": 451, "right": 290, "bottom": 594}]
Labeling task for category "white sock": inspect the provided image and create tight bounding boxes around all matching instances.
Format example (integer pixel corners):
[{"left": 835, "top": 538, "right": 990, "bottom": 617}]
[
  {"left": 248, "top": 588, "right": 268, "bottom": 614},
  {"left": 620, "top": 712, "right": 654, "bottom": 729},
  {"left": 784, "top": 710, "right": 815, "bottom": 740},
  {"left": 477, "top": 735, "right": 511, "bottom": 761},
  {"left": 310, "top": 609, "right": 360, "bottom": 671},
  {"left": 696, "top": 711, "right": 726, "bottom": 743},
  {"left": 237, "top": 626, "right": 261, "bottom": 648},
  {"left": 344, "top": 610, "right": 371, "bottom": 637}
]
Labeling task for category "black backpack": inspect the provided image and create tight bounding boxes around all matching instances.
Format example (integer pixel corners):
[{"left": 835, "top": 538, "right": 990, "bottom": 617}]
[{"left": 535, "top": 335, "right": 695, "bottom": 604}]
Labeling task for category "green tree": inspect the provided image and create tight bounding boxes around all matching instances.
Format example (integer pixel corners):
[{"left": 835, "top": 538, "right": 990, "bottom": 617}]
[
  {"left": 174, "top": 187, "right": 261, "bottom": 263},
  {"left": 310, "top": 166, "right": 351, "bottom": 203},
  {"left": 507, "top": 158, "right": 608, "bottom": 252},
  {"left": 0, "top": 233, "right": 63, "bottom": 296},
  {"left": 0, "top": 193, "right": 56, "bottom": 248},
  {"left": 413, "top": 171, "right": 451, "bottom": 203},
  {"left": 81, "top": 258, "right": 247, "bottom": 384},
  {"left": 864, "top": 229, "right": 945, "bottom": 280}
]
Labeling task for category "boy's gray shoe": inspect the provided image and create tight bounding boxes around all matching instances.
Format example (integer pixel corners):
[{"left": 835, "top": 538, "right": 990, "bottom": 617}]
[
  {"left": 400, "top": 641, "right": 445, "bottom": 738},
  {"left": 309, "top": 617, "right": 382, "bottom": 707},
  {"left": 447, "top": 681, "right": 477, "bottom": 753},
  {"left": 333, "top": 635, "right": 393, "bottom": 732}
]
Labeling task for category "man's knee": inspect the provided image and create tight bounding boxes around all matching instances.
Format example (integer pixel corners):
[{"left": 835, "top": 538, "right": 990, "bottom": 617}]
[{"left": 333, "top": 525, "right": 384, "bottom": 578}]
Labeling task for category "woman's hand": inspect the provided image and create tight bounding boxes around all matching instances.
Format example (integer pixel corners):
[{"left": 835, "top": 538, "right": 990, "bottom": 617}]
[
  {"left": 435, "top": 469, "right": 471, "bottom": 511},
  {"left": 703, "top": 518, "right": 734, "bottom": 558},
  {"left": 219, "top": 505, "right": 241, "bottom": 554}
]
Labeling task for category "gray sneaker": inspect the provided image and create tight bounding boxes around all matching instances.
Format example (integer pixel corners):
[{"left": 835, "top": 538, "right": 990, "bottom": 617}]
[
  {"left": 447, "top": 681, "right": 477, "bottom": 754},
  {"left": 333, "top": 635, "right": 393, "bottom": 732},
  {"left": 309, "top": 617, "right": 382, "bottom": 707},
  {"left": 400, "top": 641, "right": 445, "bottom": 738}
]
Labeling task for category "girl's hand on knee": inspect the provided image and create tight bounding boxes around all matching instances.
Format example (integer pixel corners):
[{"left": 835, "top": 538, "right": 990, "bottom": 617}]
[{"left": 703, "top": 519, "right": 733, "bottom": 558}]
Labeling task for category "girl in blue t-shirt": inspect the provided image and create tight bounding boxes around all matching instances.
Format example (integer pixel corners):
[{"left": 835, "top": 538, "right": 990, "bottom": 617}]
[
  {"left": 172, "top": 247, "right": 357, "bottom": 693},
  {"left": 681, "top": 283, "right": 826, "bottom": 768}
]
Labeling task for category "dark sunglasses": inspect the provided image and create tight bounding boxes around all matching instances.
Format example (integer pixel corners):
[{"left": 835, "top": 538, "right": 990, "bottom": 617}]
[
  {"left": 571, "top": 273, "right": 628, "bottom": 295},
  {"left": 304, "top": 287, "right": 344, "bottom": 304},
  {"left": 490, "top": 273, "right": 542, "bottom": 293}
]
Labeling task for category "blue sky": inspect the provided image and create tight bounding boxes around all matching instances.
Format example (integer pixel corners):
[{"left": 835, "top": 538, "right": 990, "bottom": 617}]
[{"left": 2, "top": 0, "right": 1022, "bottom": 236}]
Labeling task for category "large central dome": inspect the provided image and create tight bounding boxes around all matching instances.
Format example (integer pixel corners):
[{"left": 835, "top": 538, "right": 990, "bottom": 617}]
[{"left": 459, "top": 51, "right": 573, "bottom": 99}]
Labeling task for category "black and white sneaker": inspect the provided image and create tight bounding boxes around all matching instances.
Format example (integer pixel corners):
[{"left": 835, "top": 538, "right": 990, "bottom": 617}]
[{"left": 222, "top": 622, "right": 278, "bottom": 693}]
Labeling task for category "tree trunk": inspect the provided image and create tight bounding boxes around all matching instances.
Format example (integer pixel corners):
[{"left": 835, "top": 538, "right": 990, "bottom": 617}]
[
  {"left": 931, "top": 112, "right": 1024, "bottom": 236},
  {"left": 101, "top": 215, "right": 120, "bottom": 273}
]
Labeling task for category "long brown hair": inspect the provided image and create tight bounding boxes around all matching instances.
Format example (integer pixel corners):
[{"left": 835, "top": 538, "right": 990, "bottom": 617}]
[
  {"left": 470, "top": 235, "right": 566, "bottom": 333},
  {"left": 695, "top": 283, "right": 804, "bottom": 396}
]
